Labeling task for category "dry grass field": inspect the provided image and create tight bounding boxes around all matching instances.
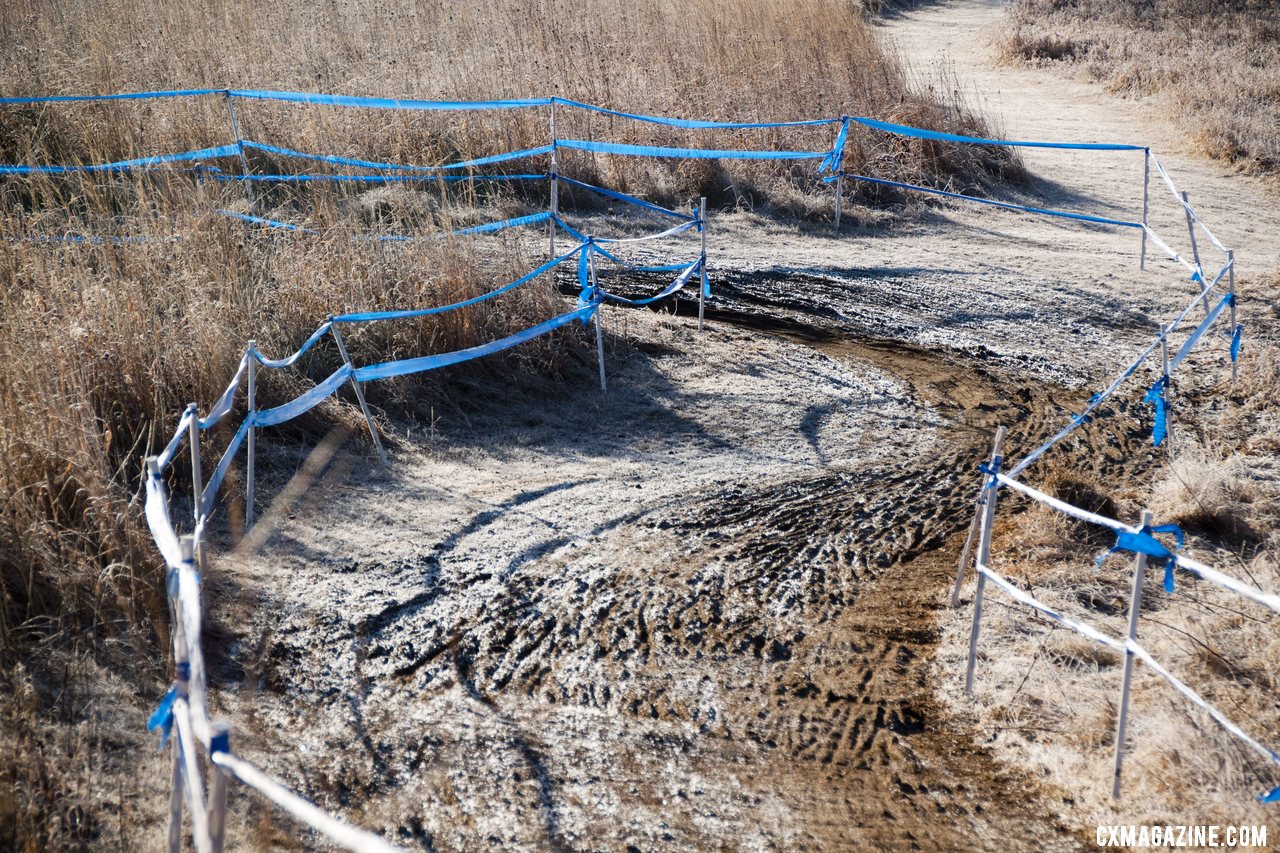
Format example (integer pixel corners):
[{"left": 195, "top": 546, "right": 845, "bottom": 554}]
[{"left": 1000, "top": 0, "right": 1280, "bottom": 178}]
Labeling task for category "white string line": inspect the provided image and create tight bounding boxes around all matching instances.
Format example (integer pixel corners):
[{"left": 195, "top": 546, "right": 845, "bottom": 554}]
[
  {"left": 994, "top": 472, "right": 1280, "bottom": 614},
  {"left": 211, "top": 752, "right": 406, "bottom": 853},
  {"left": 1149, "top": 152, "right": 1231, "bottom": 256},
  {"left": 976, "top": 562, "right": 1280, "bottom": 772}
]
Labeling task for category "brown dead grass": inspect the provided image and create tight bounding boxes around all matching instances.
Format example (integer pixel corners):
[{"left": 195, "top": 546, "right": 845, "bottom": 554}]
[
  {"left": 941, "top": 271, "right": 1280, "bottom": 824},
  {"left": 1000, "top": 0, "right": 1280, "bottom": 179}
]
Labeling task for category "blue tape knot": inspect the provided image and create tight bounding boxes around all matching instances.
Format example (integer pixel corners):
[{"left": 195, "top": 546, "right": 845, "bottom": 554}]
[
  {"left": 147, "top": 686, "right": 178, "bottom": 747},
  {"left": 1143, "top": 376, "right": 1169, "bottom": 447},
  {"left": 1096, "top": 523, "right": 1184, "bottom": 591}
]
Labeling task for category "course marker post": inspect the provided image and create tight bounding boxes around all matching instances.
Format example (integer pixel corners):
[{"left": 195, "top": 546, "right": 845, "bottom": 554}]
[
  {"left": 222, "top": 91, "right": 251, "bottom": 179},
  {"left": 698, "top": 196, "right": 707, "bottom": 332},
  {"left": 588, "top": 239, "right": 606, "bottom": 393},
  {"left": 834, "top": 170, "right": 844, "bottom": 233},
  {"left": 206, "top": 722, "right": 231, "bottom": 853},
  {"left": 330, "top": 322, "right": 389, "bottom": 467},
  {"left": 549, "top": 100, "right": 559, "bottom": 261},
  {"left": 1140, "top": 149, "right": 1150, "bottom": 270},
  {"left": 246, "top": 342, "right": 257, "bottom": 533},
  {"left": 965, "top": 425, "right": 1007, "bottom": 695},
  {"left": 1228, "top": 249, "right": 1238, "bottom": 384},
  {"left": 1181, "top": 191, "right": 1209, "bottom": 314},
  {"left": 950, "top": 501, "right": 981, "bottom": 609},
  {"left": 1112, "top": 509, "right": 1152, "bottom": 800},
  {"left": 187, "top": 404, "right": 205, "bottom": 568}
]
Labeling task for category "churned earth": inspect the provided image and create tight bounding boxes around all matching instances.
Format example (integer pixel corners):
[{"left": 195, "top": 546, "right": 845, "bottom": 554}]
[{"left": 194, "top": 0, "right": 1280, "bottom": 850}]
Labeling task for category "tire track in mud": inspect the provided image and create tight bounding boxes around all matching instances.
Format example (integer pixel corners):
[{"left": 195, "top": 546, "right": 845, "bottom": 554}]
[{"left": 294, "top": 267, "right": 1159, "bottom": 850}]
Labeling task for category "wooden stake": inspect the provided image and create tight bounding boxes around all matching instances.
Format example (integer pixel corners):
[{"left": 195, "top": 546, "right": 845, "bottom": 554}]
[
  {"left": 1228, "top": 249, "right": 1238, "bottom": 384},
  {"left": 588, "top": 240, "right": 606, "bottom": 392},
  {"left": 245, "top": 343, "right": 256, "bottom": 532},
  {"left": 1182, "top": 191, "right": 1210, "bottom": 315},
  {"left": 549, "top": 100, "right": 559, "bottom": 261},
  {"left": 206, "top": 723, "right": 231, "bottom": 853},
  {"left": 1140, "top": 150, "right": 1149, "bottom": 271},
  {"left": 965, "top": 425, "right": 1007, "bottom": 696},
  {"left": 330, "top": 323, "right": 389, "bottom": 467},
  {"left": 698, "top": 196, "right": 707, "bottom": 332},
  {"left": 1112, "top": 509, "right": 1152, "bottom": 799}
]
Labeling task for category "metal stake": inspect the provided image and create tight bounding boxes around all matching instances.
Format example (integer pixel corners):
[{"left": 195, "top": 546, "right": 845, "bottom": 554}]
[
  {"left": 549, "top": 100, "right": 559, "bottom": 261},
  {"left": 588, "top": 240, "right": 606, "bottom": 393},
  {"left": 965, "top": 425, "right": 1007, "bottom": 695},
  {"left": 1181, "top": 190, "right": 1210, "bottom": 315},
  {"left": 1112, "top": 509, "right": 1152, "bottom": 799},
  {"left": 1228, "top": 249, "right": 1238, "bottom": 384}
]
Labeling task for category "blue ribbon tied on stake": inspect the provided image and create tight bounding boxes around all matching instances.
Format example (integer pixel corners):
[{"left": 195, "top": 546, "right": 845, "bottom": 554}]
[
  {"left": 1144, "top": 376, "right": 1169, "bottom": 446},
  {"left": 1097, "top": 524, "right": 1185, "bottom": 592}
]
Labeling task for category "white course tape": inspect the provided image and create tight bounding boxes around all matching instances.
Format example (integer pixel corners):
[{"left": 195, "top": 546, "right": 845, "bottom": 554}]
[
  {"left": 1149, "top": 153, "right": 1230, "bottom": 256},
  {"left": 977, "top": 562, "right": 1124, "bottom": 651},
  {"left": 595, "top": 219, "right": 699, "bottom": 244},
  {"left": 1143, "top": 225, "right": 1199, "bottom": 275},
  {"left": 199, "top": 353, "right": 250, "bottom": 431},
  {"left": 210, "top": 752, "right": 406, "bottom": 853},
  {"left": 1127, "top": 640, "right": 1280, "bottom": 766},
  {"left": 157, "top": 410, "right": 194, "bottom": 472}
]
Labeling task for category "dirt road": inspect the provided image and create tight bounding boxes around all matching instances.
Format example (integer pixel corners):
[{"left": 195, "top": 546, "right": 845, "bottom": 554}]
[{"left": 201, "top": 2, "right": 1279, "bottom": 851}]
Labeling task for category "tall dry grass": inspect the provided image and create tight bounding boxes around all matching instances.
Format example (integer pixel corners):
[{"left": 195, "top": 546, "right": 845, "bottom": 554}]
[
  {"left": 0, "top": 1, "right": 1020, "bottom": 847},
  {"left": 1000, "top": 0, "right": 1280, "bottom": 178}
]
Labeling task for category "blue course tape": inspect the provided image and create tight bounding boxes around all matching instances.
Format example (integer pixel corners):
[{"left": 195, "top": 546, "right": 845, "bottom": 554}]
[
  {"left": 252, "top": 322, "right": 333, "bottom": 369},
  {"left": 200, "top": 417, "right": 252, "bottom": 518},
  {"left": 600, "top": 259, "right": 702, "bottom": 306},
  {"left": 1144, "top": 376, "right": 1169, "bottom": 447},
  {"left": 558, "top": 139, "right": 826, "bottom": 161},
  {"left": 354, "top": 304, "right": 597, "bottom": 381},
  {"left": 448, "top": 211, "right": 552, "bottom": 237},
  {"left": 333, "top": 242, "right": 583, "bottom": 323},
  {"left": 1169, "top": 292, "right": 1232, "bottom": 372},
  {"left": 1098, "top": 524, "right": 1184, "bottom": 592},
  {"left": 852, "top": 116, "right": 1145, "bottom": 151},
  {"left": 253, "top": 364, "right": 353, "bottom": 428},
  {"left": 552, "top": 98, "right": 840, "bottom": 130},
  {"left": 215, "top": 173, "right": 544, "bottom": 184},
  {"left": 0, "top": 88, "right": 224, "bottom": 105},
  {"left": 0, "top": 143, "right": 242, "bottom": 175},
  {"left": 558, "top": 176, "right": 693, "bottom": 220},
  {"left": 833, "top": 172, "right": 1142, "bottom": 228},
  {"left": 228, "top": 90, "right": 551, "bottom": 111},
  {"left": 146, "top": 686, "right": 179, "bottom": 747},
  {"left": 243, "top": 139, "right": 554, "bottom": 171},
  {"left": 215, "top": 209, "right": 317, "bottom": 234},
  {"left": 1230, "top": 324, "right": 1243, "bottom": 362},
  {"left": 819, "top": 117, "right": 850, "bottom": 174}
]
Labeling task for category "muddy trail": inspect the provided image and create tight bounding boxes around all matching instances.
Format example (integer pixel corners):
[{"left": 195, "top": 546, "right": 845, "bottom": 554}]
[{"left": 211, "top": 248, "right": 1174, "bottom": 851}]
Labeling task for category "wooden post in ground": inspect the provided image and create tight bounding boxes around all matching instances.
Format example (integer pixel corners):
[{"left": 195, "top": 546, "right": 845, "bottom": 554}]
[
  {"left": 330, "top": 322, "right": 389, "bottom": 467},
  {"left": 187, "top": 404, "right": 205, "bottom": 570},
  {"left": 1228, "top": 249, "right": 1238, "bottom": 384},
  {"left": 1140, "top": 149, "right": 1150, "bottom": 271},
  {"left": 245, "top": 343, "right": 256, "bottom": 533},
  {"left": 834, "top": 171, "right": 844, "bottom": 233},
  {"left": 964, "top": 425, "right": 1007, "bottom": 696},
  {"left": 1181, "top": 191, "right": 1210, "bottom": 315},
  {"left": 549, "top": 100, "right": 559, "bottom": 261},
  {"left": 206, "top": 722, "right": 231, "bottom": 853},
  {"left": 1112, "top": 509, "right": 1152, "bottom": 799},
  {"left": 698, "top": 196, "right": 707, "bottom": 332},
  {"left": 588, "top": 239, "right": 606, "bottom": 392}
]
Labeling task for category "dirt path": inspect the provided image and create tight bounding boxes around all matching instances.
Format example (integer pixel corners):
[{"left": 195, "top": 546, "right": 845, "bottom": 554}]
[{"left": 198, "top": 3, "right": 1278, "bottom": 851}]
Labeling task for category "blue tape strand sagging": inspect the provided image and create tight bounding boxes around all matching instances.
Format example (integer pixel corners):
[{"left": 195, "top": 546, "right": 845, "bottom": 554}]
[
  {"left": 147, "top": 686, "right": 178, "bottom": 747},
  {"left": 253, "top": 321, "right": 333, "bottom": 369},
  {"left": 0, "top": 88, "right": 223, "bottom": 105},
  {"left": 215, "top": 209, "right": 317, "bottom": 234},
  {"left": 552, "top": 97, "right": 841, "bottom": 130},
  {"left": 600, "top": 259, "right": 701, "bottom": 306},
  {"left": 353, "top": 304, "right": 597, "bottom": 382},
  {"left": 0, "top": 143, "right": 243, "bottom": 175},
  {"left": 554, "top": 216, "right": 589, "bottom": 244},
  {"left": 1231, "top": 324, "right": 1243, "bottom": 362},
  {"left": 242, "top": 139, "right": 554, "bottom": 172},
  {"left": 1261, "top": 786, "right": 1280, "bottom": 803},
  {"left": 449, "top": 211, "right": 551, "bottom": 237},
  {"left": 253, "top": 365, "right": 353, "bottom": 428},
  {"left": 832, "top": 172, "right": 1143, "bottom": 228},
  {"left": 228, "top": 90, "right": 551, "bottom": 111},
  {"left": 558, "top": 139, "right": 827, "bottom": 161},
  {"left": 851, "top": 116, "right": 1144, "bottom": 151},
  {"left": 558, "top": 176, "right": 694, "bottom": 221},
  {"left": 333, "top": 243, "right": 583, "bottom": 323},
  {"left": 215, "top": 173, "right": 544, "bottom": 184},
  {"left": 1144, "top": 376, "right": 1169, "bottom": 447}
]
